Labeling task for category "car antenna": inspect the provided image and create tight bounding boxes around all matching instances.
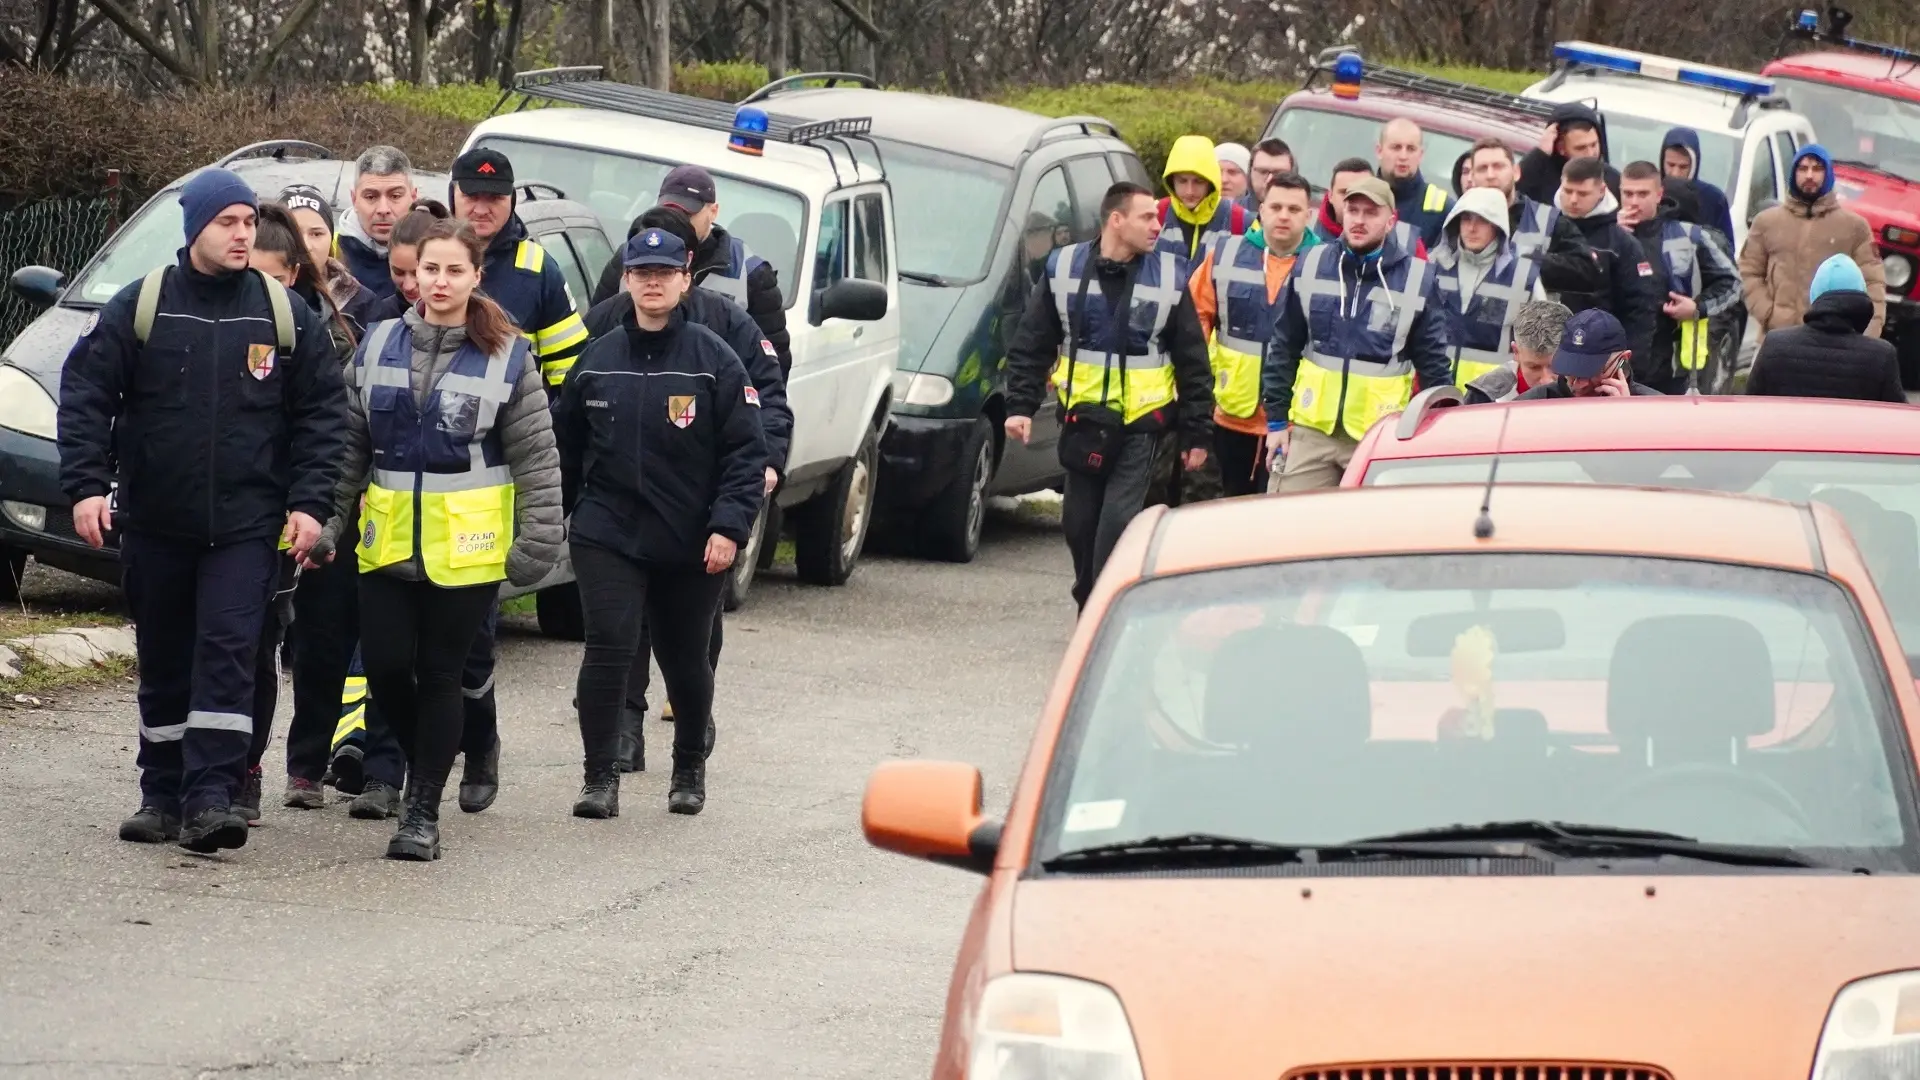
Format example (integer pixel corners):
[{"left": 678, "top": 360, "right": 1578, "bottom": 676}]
[{"left": 1473, "top": 407, "right": 1514, "bottom": 540}]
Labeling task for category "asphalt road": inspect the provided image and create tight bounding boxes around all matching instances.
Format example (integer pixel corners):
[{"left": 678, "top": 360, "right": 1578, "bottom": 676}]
[{"left": 0, "top": 506, "right": 1074, "bottom": 1079}]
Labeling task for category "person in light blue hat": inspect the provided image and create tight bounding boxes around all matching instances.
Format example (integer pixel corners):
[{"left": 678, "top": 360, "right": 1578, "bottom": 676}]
[{"left": 1746, "top": 254, "right": 1903, "bottom": 402}]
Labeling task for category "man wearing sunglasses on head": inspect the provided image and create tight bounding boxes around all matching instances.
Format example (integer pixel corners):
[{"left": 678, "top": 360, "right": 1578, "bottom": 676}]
[{"left": 1516, "top": 308, "right": 1663, "bottom": 399}]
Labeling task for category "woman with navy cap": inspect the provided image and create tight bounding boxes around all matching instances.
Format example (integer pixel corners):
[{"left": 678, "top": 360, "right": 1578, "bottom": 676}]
[{"left": 554, "top": 227, "right": 766, "bottom": 820}]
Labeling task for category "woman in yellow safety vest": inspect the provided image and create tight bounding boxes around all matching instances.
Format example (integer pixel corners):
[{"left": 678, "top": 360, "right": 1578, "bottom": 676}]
[{"left": 318, "top": 218, "right": 563, "bottom": 862}]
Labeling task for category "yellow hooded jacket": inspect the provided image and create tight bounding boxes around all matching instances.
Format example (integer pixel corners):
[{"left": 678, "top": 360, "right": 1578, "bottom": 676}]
[{"left": 1156, "top": 134, "right": 1248, "bottom": 261}]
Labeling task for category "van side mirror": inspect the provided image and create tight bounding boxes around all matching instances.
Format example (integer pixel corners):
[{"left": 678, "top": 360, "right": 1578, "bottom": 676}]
[
  {"left": 10, "top": 266, "right": 65, "bottom": 309},
  {"left": 861, "top": 760, "right": 1000, "bottom": 873},
  {"left": 813, "top": 278, "right": 888, "bottom": 325}
]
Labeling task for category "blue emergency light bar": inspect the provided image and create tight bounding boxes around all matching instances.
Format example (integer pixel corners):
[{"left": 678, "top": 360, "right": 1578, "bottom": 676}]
[{"left": 1552, "top": 41, "right": 1777, "bottom": 98}]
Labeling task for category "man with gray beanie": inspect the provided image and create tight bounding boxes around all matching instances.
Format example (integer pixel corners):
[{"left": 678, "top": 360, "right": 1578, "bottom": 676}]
[{"left": 58, "top": 166, "right": 348, "bottom": 853}]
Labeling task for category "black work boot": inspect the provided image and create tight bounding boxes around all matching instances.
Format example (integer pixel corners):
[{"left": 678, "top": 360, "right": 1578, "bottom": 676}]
[
  {"left": 667, "top": 752, "right": 706, "bottom": 816},
  {"left": 236, "top": 767, "right": 264, "bottom": 826},
  {"left": 119, "top": 805, "right": 181, "bottom": 843},
  {"left": 179, "top": 806, "right": 249, "bottom": 853},
  {"left": 348, "top": 778, "right": 402, "bottom": 820},
  {"left": 615, "top": 706, "right": 646, "bottom": 773},
  {"left": 458, "top": 737, "right": 500, "bottom": 813},
  {"left": 329, "top": 743, "right": 366, "bottom": 796},
  {"left": 386, "top": 779, "right": 443, "bottom": 861},
  {"left": 572, "top": 767, "right": 621, "bottom": 819}
]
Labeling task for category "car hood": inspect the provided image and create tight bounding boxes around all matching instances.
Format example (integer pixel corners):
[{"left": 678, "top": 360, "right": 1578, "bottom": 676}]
[
  {"left": 1833, "top": 165, "right": 1920, "bottom": 235},
  {"left": 3, "top": 304, "right": 98, "bottom": 397},
  {"left": 896, "top": 280, "right": 965, "bottom": 374},
  {"left": 1013, "top": 875, "right": 1920, "bottom": 1077}
]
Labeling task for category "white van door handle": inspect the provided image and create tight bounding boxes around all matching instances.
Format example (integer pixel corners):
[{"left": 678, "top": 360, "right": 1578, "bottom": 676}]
[{"left": 853, "top": 326, "right": 865, "bottom": 339}]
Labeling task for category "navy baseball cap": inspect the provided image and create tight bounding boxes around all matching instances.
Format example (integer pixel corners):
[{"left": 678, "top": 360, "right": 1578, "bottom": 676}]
[
  {"left": 658, "top": 165, "right": 717, "bottom": 211},
  {"left": 1551, "top": 308, "right": 1631, "bottom": 379},
  {"left": 622, "top": 227, "right": 689, "bottom": 270}
]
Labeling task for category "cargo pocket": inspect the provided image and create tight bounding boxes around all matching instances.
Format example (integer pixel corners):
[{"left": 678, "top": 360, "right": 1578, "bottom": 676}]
[
  {"left": 356, "top": 484, "right": 412, "bottom": 573},
  {"left": 443, "top": 488, "right": 511, "bottom": 572}
]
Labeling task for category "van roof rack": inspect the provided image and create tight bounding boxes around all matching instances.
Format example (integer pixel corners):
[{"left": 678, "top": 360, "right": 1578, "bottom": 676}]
[
  {"left": 739, "top": 71, "right": 880, "bottom": 105},
  {"left": 1303, "top": 48, "right": 1558, "bottom": 123},
  {"left": 498, "top": 66, "right": 874, "bottom": 146},
  {"left": 1023, "top": 115, "right": 1124, "bottom": 154},
  {"left": 213, "top": 140, "right": 334, "bottom": 168}
]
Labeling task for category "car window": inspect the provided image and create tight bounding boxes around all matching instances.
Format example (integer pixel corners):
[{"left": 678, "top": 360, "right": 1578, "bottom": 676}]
[
  {"left": 567, "top": 226, "right": 615, "bottom": 293},
  {"left": 1362, "top": 451, "right": 1920, "bottom": 663},
  {"left": 815, "top": 198, "right": 849, "bottom": 288},
  {"left": 1042, "top": 553, "right": 1911, "bottom": 868},
  {"left": 1599, "top": 111, "right": 1742, "bottom": 194},
  {"left": 534, "top": 233, "right": 589, "bottom": 307},
  {"left": 1110, "top": 152, "right": 1153, "bottom": 189},
  {"left": 1063, "top": 156, "right": 1114, "bottom": 241},
  {"left": 473, "top": 136, "right": 807, "bottom": 307},
  {"left": 851, "top": 193, "right": 887, "bottom": 284},
  {"left": 1021, "top": 167, "right": 1073, "bottom": 283},
  {"left": 70, "top": 192, "right": 185, "bottom": 304},
  {"left": 1747, "top": 135, "right": 1779, "bottom": 219},
  {"left": 868, "top": 138, "right": 1011, "bottom": 285},
  {"left": 1776, "top": 130, "right": 1800, "bottom": 174},
  {"left": 1269, "top": 106, "right": 1474, "bottom": 195}
]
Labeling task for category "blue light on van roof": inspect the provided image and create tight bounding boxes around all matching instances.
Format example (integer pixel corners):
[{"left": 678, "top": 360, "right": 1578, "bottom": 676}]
[
  {"left": 1796, "top": 8, "right": 1819, "bottom": 31},
  {"left": 728, "top": 106, "right": 769, "bottom": 156},
  {"left": 1552, "top": 41, "right": 1776, "bottom": 98}
]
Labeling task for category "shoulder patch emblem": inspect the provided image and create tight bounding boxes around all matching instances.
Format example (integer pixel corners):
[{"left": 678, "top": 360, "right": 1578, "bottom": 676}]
[
  {"left": 1637, "top": 262, "right": 1654, "bottom": 277},
  {"left": 760, "top": 339, "right": 776, "bottom": 357},
  {"left": 79, "top": 312, "right": 99, "bottom": 338},
  {"left": 744, "top": 385, "right": 761, "bottom": 407},
  {"left": 247, "top": 343, "right": 276, "bottom": 380}
]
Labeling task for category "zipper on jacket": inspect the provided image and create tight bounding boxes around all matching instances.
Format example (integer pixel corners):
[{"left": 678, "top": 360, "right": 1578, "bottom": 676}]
[
  {"left": 1332, "top": 255, "right": 1354, "bottom": 433},
  {"left": 207, "top": 279, "right": 221, "bottom": 545}
]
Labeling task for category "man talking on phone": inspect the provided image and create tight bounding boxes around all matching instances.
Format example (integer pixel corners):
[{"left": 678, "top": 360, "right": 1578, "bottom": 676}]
[{"left": 1516, "top": 308, "right": 1663, "bottom": 399}]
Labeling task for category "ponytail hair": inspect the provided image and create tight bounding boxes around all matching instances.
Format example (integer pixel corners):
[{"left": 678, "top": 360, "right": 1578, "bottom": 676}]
[
  {"left": 259, "top": 201, "right": 357, "bottom": 347},
  {"left": 416, "top": 217, "right": 520, "bottom": 356},
  {"left": 390, "top": 198, "right": 452, "bottom": 253}
]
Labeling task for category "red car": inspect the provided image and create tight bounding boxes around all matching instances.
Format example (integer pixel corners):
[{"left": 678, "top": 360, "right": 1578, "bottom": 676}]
[{"left": 1340, "top": 391, "right": 1920, "bottom": 671}]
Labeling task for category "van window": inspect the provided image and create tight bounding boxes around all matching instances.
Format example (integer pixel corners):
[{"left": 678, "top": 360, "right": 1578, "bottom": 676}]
[
  {"left": 535, "top": 234, "right": 590, "bottom": 306},
  {"left": 867, "top": 138, "right": 1011, "bottom": 284},
  {"left": 1110, "top": 152, "right": 1153, "bottom": 189},
  {"left": 1022, "top": 167, "right": 1073, "bottom": 283},
  {"left": 1064, "top": 157, "right": 1114, "bottom": 241},
  {"left": 852, "top": 194, "right": 887, "bottom": 284},
  {"left": 1747, "top": 137, "right": 1779, "bottom": 221},
  {"left": 568, "top": 227, "right": 615, "bottom": 292},
  {"left": 815, "top": 199, "right": 849, "bottom": 288}
]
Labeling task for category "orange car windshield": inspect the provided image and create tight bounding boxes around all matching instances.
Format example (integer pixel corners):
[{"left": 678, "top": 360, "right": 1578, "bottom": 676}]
[
  {"left": 1046, "top": 554, "right": 1915, "bottom": 870},
  {"left": 1365, "top": 452, "right": 1920, "bottom": 671}
]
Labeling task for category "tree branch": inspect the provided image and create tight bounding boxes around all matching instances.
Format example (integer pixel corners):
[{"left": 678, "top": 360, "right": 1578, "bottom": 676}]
[
  {"left": 52, "top": 10, "right": 105, "bottom": 71},
  {"left": 819, "top": 0, "right": 882, "bottom": 42},
  {"left": 243, "top": 0, "right": 322, "bottom": 82},
  {"left": 88, "top": 0, "right": 204, "bottom": 82}
]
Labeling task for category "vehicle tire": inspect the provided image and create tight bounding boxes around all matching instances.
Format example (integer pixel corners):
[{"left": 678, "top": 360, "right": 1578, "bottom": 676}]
[
  {"left": 0, "top": 546, "right": 26, "bottom": 603},
  {"left": 916, "top": 417, "right": 994, "bottom": 563},
  {"left": 757, "top": 501, "right": 783, "bottom": 571},
  {"left": 794, "top": 425, "right": 878, "bottom": 586},
  {"left": 721, "top": 504, "right": 768, "bottom": 612},
  {"left": 535, "top": 582, "right": 586, "bottom": 641}
]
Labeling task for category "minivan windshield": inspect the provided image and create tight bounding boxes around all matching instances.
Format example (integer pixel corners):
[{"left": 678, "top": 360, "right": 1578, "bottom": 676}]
[
  {"left": 474, "top": 137, "right": 808, "bottom": 306},
  {"left": 1773, "top": 77, "right": 1920, "bottom": 182},
  {"left": 1042, "top": 554, "right": 1913, "bottom": 871},
  {"left": 869, "top": 140, "right": 1011, "bottom": 284},
  {"left": 71, "top": 193, "right": 185, "bottom": 304}
]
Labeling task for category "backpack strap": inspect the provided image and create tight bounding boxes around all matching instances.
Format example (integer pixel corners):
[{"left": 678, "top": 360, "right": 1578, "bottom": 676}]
[
  {"left": 255, "top": 269, "right": 296, "bottom": 354},
  {"left": 132, "top": 267, "right": 168, "bottom": 344}
]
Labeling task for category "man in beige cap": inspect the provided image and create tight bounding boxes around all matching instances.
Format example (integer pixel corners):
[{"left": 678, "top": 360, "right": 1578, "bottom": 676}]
[{"left": 1261, "top": 175, "right": 1450, "bottom": 490}]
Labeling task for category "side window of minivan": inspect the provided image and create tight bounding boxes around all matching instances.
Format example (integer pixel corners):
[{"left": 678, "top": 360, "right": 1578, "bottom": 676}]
[
  {"left": 852, "top": 194, "right": 887, "bottom": 284},
  {"left": 1021, "top": 166, "right": 1074, "bottom": 285},
  {"left": 815, "top": 199, "right": 850, "bottom": 288},
  {"left": 1747, "top": 137, "right": 1779, "bottom": 223},
  {"left": 1064, "top": 156, "right": 1115, "bottom": 241},
  {"left": 1110, "top": 152, "right": 1153, "bottom": 189}
]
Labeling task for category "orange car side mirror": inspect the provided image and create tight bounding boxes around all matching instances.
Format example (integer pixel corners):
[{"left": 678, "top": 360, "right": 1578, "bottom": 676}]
[{"left": 862, "top": 760, "right": 1001, "bottom": 874}]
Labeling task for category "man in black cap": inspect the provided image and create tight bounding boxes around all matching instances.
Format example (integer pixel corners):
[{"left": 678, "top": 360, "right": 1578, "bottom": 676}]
[
  {"left": 445, "top": 146, "right": 588, "bottom": 814},
  {"left": 590, "top": 165, "right": 790, "bottom": 374},
  {"left": 1517, "top": 308, "right": 1664, "bottom": 399}
]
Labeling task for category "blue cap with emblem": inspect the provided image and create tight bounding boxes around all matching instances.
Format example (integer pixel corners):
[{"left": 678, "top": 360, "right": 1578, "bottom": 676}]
[{"left": 621, "top": 227, "right": 689, "bottom": 270}]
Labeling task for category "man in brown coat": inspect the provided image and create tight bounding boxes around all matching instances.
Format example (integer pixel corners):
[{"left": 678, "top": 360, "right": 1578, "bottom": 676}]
[{"left": 1739, "top": 142, "right": 1886, "bottom": 339}]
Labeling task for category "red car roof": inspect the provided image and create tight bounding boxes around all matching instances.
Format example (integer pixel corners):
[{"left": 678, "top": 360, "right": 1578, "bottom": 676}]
[
  {"left": 1765, "top": 51, "right": 1920, "bottom": 100},
  {"left": 1280, "top": 87, "right": 1541, "bottom": 149},
  {"left": 1358, "top": 397, "right": 1920, "bottom": 465}
]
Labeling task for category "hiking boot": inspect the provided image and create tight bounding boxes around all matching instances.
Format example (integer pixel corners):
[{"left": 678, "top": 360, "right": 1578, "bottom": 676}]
[
  {"left": 458, "top": 737, "right": 500, "bottom": 813},
  {"left": 572, "top": 769, "right": 621, "bottom": 819},
  {"left": 385, "top": 780, "right": 443, "bottom": 862},
  {"left": 615, "top": 706, "right": 645, "bottom": 773},
  {"left": 283, "top": 777, "right": 326, "bottom": 810},
  {"left": 237, "top": 767, "right": 264, "bottom": 826},
  {"left": 179, "top": 806, "right": 249, "bottom": 853},
  {"left": 329, "top": 743, "right": 366, "bottom": 795},
  {"left": 119, "top": 805, "right": 180, "bottom": 843},
  {"left": 667, "top": 753, "right": 705, "bottom": 816},
  {"left": 348, "top": 779, "right": 402, "bottom": 820}
]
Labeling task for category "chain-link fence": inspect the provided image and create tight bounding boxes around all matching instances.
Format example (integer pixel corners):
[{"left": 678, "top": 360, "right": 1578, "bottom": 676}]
[{"left": 0, "top": 196, "right": 119, "bottom": 346}]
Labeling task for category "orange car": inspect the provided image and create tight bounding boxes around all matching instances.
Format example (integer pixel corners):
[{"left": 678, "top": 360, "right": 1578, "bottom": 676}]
[{"left": 864, "top": 483, "right": 1920, "bottom": 1080}]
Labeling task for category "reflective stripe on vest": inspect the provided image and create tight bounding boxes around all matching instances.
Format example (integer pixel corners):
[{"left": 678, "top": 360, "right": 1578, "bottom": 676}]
[
  {"left": 1047, "top": 243, "right": 1181, "bottom": 423},
  {"left": 1209, "top": 235, "right": 1274, "bottom": 419},
  {"left": 353, "top": 318, "right": 525, "bottom": 587},
  {"left": 1508, "top": 199, "right": 1556, "bottom": 260},
  {"left": 1285, "top": 246, "right": 1428, "bottom": 439},
  {"left": 1660, "top": 224, "right": 1711, "bottom": 372},
  {"left": 695, "top": 234, "right": 765, "bottom": 307},
  {"left": 1422, "top": 184, "right": 1449, "bottom": 213},
  {"left": 1432, "top": 242, "right": 1540, "bottom": 388}
]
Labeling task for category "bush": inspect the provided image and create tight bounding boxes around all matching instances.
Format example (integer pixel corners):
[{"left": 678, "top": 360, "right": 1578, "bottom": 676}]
[{"left": 673, "top": 61, "right": 771, "bottom": 102}]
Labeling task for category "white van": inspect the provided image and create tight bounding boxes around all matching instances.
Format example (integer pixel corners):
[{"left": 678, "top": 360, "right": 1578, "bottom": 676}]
[{"left": 469, "top": 69, "right": 899, "bottom": 626}]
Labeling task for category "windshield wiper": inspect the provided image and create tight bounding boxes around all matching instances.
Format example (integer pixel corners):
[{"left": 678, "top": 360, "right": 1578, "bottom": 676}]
[
  {"left": 1042, "top": 832, "right": 1519, "bottom": 872},
  {"left": 897, "top": 269, "right": 956, "bottom": 286},
  {"left": 1353, "top": 820, "right": 1821, "bottom": 869}
]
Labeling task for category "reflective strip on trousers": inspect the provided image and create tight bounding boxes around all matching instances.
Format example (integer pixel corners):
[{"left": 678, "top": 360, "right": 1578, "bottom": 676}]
[
  {"left": 140, "top": 721, "right": 187, "bottom": 743},
  {"left": 186, "top": 710, "right": 252, "bottom": 733}
]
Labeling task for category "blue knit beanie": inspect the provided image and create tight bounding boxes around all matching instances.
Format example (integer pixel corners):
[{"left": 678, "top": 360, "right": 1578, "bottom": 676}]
[
  {"left": 1809, "top": 253, "right": 1866, "bottom": 302},
  {"left": 180, "top": 168, "right": 258, "bottom": 245}
]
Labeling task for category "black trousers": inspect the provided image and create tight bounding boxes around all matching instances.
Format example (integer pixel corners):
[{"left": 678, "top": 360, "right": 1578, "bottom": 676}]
[
  {"left": 121, "top": 533, "right": 278, "bottom": 818},
  {"left": 282, "top": 556, "right": 358, "bottom": 782},
  {"left": 246, "top": 555, "right": 300, "bottom": 771},
  {"left": 358, "top": 574, "right": 500, "bottom": 789},
  {"left": 572, "top": 541, "right": 725, "bottom": 768},
  {"left": 1213, "top": 426, "right": 1270, "bottom": 497},
  {"left": 1060, "top": 430, "right": 1160, "bottom": 610},
  {"left": 624, "top": 600, "right": 724, "bottom": 717},
  {"left": 460, "top": 607, "right": 499, "bottom": 759}
]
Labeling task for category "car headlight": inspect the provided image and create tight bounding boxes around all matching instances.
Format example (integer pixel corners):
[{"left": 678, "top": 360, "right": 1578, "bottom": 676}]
[
  {"left": 0, "top": 365, "right": 56, "bottom": 440},
  {"left": 1811, "top": 970, "right": 1920, "bottom": 1079},
  {"left": 969, "top": 974, "right": 1145, "bottom": 1080},
  {"left": 891, "top": 370, "right": 955, "bottom": 407},
  {"left": 1883, "top": 254, "right": 1915, "bottom": 294}
]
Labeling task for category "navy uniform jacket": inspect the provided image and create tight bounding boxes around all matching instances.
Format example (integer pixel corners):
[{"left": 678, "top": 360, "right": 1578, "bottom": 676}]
[
  {"left": 477, "top": 216, "right": 589, "bottom": 388},
  {"left": 553, "top": 307, "right": 766, "bottom": 567},
  {"left": 58, "top": 252, "right": 348, "bottom": 544}
]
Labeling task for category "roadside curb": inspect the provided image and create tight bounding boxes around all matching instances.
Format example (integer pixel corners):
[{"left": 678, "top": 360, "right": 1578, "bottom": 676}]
[{"left": 0, "top": 623, "right": 137, "bottom": 678}]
